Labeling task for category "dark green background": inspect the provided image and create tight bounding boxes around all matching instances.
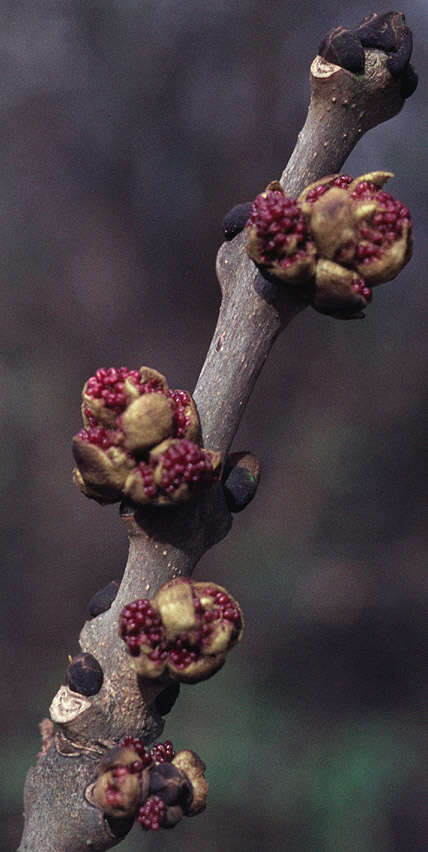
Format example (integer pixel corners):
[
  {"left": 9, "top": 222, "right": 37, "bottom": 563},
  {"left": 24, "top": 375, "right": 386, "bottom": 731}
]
[{"left": 2, "top": 1, "right": 427, "bottom": 849}]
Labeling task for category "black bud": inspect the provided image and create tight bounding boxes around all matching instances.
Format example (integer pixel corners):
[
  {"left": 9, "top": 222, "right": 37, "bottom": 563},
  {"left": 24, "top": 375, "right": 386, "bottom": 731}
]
[
  {"left": 319, "top": 27, "right": 365, "bottom": 74},
  {"left": 222, "top": 202, "right": 252, "bottom": 240},
  {"left": 88, "top": 581, "right": 119, "bottom": 618},
  {"left": 155, "top": 681, "right": 180, "bottom": 716},
  {"left": 224, "top": 466, "right": 258, "bottom": 513},
  {"left": 387, "top": 28, "right": 413, "bottom": 76},
  {"left": 355, "top": 12, "right": 404, "bottom": 53},
  {"left": 66, "top": 653, "right": 103, "bottom": 696},
  {"left": 353, "top": 12, "right": 417, "bottom": 98},
  {"left": 223, "top": 452, "right": 261, "bottom": 513}
]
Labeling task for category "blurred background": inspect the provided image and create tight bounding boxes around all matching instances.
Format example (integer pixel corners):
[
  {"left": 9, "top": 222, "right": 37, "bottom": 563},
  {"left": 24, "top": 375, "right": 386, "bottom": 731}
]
[{"left": 2, "top": 1, "right": 427, "bottom": 849}]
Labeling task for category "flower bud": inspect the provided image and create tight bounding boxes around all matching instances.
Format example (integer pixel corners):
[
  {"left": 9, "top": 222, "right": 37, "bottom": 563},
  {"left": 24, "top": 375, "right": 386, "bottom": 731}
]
[
  {"left": 299, "top": 171, "right": 412, "bottom": 287},
  {"left": 73, "top": 365, "right": 214, "bottom": 506},
  {"left": 119, "top": 578, "right": 243, "bottom": 684},
  {"left": 172, "top": 750, "right": 208, "bottom": 816},
  {"left": 91, "top": 745, "right": 149, "bottom": 819},
  {"left": 137, "top": 751, "right": 208, "bottom": 830},
  {"left": 137, "top": 795, "right": 168, "bottom": 830},
  {"left": 348, "top": 173, "right": 413, "bottom": 284},
  {"left": 245, "top": 172, "right": 412, "bottom": 319},
  {"left": 246, "top": 181, "right": 316, "bottom": 290},
  {"left": 312, "top": 259, "right": 371, "bottom": 320},
  {"left": 168, "top": 389, "right": 201, "bottom": 442},
  {"left": 92, "top": 768, "right": 142, "bottom": 819},
  {"left": 82, "top": 366, "right": 167, "bottom": 428},
  {"left": 149, "top": 762, "right": 192, "bottom": 808},
  {"left": 72, "top": 428, "right": 134, "bottom": 503},
  {"left": 124, "top": 439, "right": 222, "bottom": 506}
]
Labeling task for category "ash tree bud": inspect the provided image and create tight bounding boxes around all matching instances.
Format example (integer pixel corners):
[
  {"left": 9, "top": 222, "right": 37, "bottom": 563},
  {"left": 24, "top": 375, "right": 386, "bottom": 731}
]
[
  {"left": 72, "top": 364, "right": 222, "bottom": 506},
  {"left": 89, "top": 738, "right": 208, "bottom": 835},
  {"left": 245, "top": 172, "right": 412, "bottom": 320},
  {"left": 137, "top": 748, "right": 208, "bottom": 831},
  {"left": 172, "top": 750, "right": 209, "bottom": 816},
  {"left": 223, "top": 451, "right": 261, "bottom": 513},
  {"left": 119, "top": 578, "right": 243, "bottom": 684},
  {"left": 318, "top": 25, "right": 365, "bottom": 73},
  {"left": 72, "top": 427, "right": 133, "bottom": 503},
  {"left": 155, "top": 681, "right": 180, "bottom": 716},
  {"left": 124, "top": 439, "right": 221, "bottom": 506},
  {"left": 149, "top": 762, "right": 192, "bottom": 807},
  {"left": 66, "top": 653, "right": 103, "bottom": 696},
  {"left": 318, "top": 11, "right": 417, "bottom": 98},
  {"left": 90, "top": 744, "right": 150, "bottom": 819},
  {"left": 81, "top": 366, "right": 167, "bottom": 428},
  {"left": 222, "top": 202, "right": 252, "bottom": 240},
  {"left": 246, "top": 181, "right": 317, "bottom": 292},
  {"left": 87, "top": 580, "right": 119, "bottom": 618}
]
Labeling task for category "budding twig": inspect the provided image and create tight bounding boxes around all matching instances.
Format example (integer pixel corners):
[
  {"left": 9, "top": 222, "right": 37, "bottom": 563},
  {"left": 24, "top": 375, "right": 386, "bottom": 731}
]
[{"left": 19, "top": 31, "right": 413, "bottom": 852}]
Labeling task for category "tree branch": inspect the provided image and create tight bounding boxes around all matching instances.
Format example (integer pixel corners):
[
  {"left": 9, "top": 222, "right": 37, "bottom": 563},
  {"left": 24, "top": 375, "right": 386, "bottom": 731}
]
[{"left": 19, "top": 42, "right": 409, "bottom": 852}]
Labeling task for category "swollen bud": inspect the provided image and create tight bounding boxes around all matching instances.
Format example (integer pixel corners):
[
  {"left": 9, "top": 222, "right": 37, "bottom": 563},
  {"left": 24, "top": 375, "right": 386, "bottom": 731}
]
[
  {"left": 246, "top": 181, "right": 316, "bottom": 292},
  {"left": 124, "top": 439, "right": 222, "bottom": 506},
  {"left": 245, "top": 172, "right": 412, "bottom": 319},
  {"left": 119, "top": 578, "right": 244, "bottom": 684},
  {"left": 72, "top": 365, "right": 219, "bottom": 506},
  {"left": 66, "top": 653, "right": 103, "bottom": 696}
]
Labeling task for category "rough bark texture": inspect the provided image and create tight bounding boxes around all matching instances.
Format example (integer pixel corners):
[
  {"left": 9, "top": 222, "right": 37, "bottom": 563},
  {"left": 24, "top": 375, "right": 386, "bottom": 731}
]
[{"left": 19, "top": 47, "right": 407, "bottom": 852}]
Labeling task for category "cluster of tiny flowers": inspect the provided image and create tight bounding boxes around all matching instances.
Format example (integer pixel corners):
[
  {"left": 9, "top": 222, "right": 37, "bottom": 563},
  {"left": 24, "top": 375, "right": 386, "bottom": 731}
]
[
  {"left": 137, "top": 796, "right": 167, "bottom": 831},
  {"left": 201, "top": 587, "right": 242, "bottom": 626},
  {"left": 305, "top": 174, "right": 353, "bottom": 202},
  {"left": 72, "top": 364, "right": 221, "bottom": 505},
  {"left": 305, "top": 176, "right": 412, "bottom": 267},
  {"left": 135, "top": 462, "right": 157, "bottom": 499},
  {"left": 160, "top": 440, "right": 214, "bottom": 495},
  {"left": 352, "top": 279, "right": 373, "bottom": 302},
  {"left": 77, "top": 425, "right": 113, "bottom": 449},
  {"left": 93, "top": 739, "right": 208, "bottom": 833},
  {"left": 248, "top": 190, "right": 308, "bottom": 267},
  {"left": 105, "top": 766, "right": 130, "bottom": 807},
  {"left": 168, "top": 389, "right": 192, "bottom": 438},
  {"left": 352, "top": 181, "right": 412, "bottom": 264},
  {"left": 134, "top": 439, "right": 216, "bottom": 501},
  {"left": 119, "top": 599, "right": 164, "bottom": 658},
  {"left": 85, "top": 367, "right": 143, "bottom": 414},
  {"left": 120, "top": 585, "right": 241, "bottom": 672},
  {"left": 119, "top": 736, "right": 175, "bottom": 766},
  {"left": 149, "top": 740, "right": 175, "bottom": 763},
  {"left": 245, "top": 172, "right": 412, "bottom": 318}
]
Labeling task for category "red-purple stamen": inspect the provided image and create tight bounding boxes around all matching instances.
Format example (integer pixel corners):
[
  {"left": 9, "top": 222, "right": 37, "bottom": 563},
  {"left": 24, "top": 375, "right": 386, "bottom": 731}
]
[
  {"left": 248, "top": 190, "right": 309, "bottom": 265},
  {"left": 158, "top": 439, "right": 214, "bottom": 495},
  {"left": 77, "top": 425, "right": 113, "bottom": 450},
  {"left": 168, "top": 389, "right": 192, "bottom": 439},
  {"left": 137, "top": 796, "right": 167, "bottom": 831},
  {"left": 150, "top": 740, "right": 175, "bottom": 763}
]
